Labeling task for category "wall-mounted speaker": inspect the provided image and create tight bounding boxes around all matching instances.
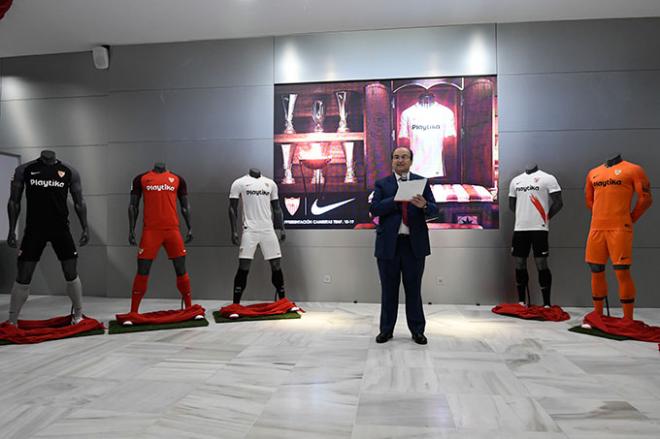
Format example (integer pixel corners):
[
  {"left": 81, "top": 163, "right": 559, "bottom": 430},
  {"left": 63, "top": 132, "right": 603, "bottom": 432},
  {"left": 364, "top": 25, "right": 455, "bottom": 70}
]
[{"left": 92, "top": 45, "right": 110, "bottom": 70}]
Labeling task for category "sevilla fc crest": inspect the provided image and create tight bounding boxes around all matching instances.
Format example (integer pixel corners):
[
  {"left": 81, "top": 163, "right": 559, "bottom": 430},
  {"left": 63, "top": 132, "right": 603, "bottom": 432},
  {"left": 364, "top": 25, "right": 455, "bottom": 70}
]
[
  {"left": 534, "top": 177, "right": 540, "bottom": 183},
  {"left": 168, "top": 177, "right": 175, "bottom": 183},
  {"left": 58, "top": 171, "right": 66, "bottom": 178},
  {"left": 615, "top": 169, "right": 622, "bottom": 175},
  {"left": 284, "top": 197, "right": 300, "bottom": 216}
]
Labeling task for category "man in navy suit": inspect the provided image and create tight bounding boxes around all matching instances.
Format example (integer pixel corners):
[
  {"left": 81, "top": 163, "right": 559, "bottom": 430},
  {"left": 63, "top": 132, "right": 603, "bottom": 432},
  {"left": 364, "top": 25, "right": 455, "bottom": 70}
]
[{"left": 370, "top": 147, "right": 438, "bottom": 345}]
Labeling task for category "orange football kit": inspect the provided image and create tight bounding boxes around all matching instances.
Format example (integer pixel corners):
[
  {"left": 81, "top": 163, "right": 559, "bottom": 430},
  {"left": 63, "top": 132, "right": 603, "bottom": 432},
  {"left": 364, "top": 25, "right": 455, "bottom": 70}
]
[{"left": 585, "top": 161, "right": 652, "bottom": 319}]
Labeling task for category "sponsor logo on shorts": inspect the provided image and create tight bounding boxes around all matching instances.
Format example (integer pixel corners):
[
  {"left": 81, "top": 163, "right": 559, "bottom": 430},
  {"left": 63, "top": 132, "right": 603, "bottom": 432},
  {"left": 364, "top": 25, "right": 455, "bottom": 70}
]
[
  {"left": 592, "top": 179, "right": 622, "bottom": 187},
  {"left": 30, "top": 179, "right": 65, "bottom": 188},
  {"left": 515, "top": 185, "right": 540, "bottom": 192},
  {"left": 145, "top": 184, "right": 176, "bottom": 191},
  {"left": 58, "top": 170, "right": 66, "bottom": 178}
]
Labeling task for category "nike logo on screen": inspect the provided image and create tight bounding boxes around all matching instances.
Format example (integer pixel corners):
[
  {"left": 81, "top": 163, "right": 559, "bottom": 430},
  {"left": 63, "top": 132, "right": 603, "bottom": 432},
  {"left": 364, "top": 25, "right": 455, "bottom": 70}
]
[{"left": 310, "top": 198, "right": 355, "bottom": 215}]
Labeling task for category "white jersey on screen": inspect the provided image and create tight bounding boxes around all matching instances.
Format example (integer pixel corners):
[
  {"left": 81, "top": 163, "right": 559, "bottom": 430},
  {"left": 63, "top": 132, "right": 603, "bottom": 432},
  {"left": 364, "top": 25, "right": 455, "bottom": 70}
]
[
  {"left": 398, "top": 102, "right": 457, "bottom": 177},
  {"left": 508, "top": 170, "right": 561, "bottom": 231}
]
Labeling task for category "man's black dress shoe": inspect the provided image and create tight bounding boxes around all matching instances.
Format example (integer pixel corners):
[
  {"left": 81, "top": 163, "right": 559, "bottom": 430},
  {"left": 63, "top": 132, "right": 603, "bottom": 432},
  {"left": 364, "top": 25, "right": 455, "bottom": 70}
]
[
  {"left": 375, "top": 333, "right": 393, "bottom": 343},
  {"left": 412, "top": 333, "right": 427, "bottom": 345}
]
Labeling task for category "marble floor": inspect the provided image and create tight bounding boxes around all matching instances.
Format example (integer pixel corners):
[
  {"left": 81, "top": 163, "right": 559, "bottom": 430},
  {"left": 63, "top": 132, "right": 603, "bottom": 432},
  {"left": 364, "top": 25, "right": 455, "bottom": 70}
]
[{"left": 0, "top": 295, "right": 659, "bottom": 439}]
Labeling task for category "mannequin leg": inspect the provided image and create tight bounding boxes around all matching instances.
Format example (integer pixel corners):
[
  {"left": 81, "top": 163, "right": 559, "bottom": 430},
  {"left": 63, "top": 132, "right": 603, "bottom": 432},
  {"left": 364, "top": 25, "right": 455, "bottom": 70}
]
[
  {"left": 534, "top": 257, "right": 552, "bottom": 307},
  {"left": 131, "top": 259, "right": 153, "bottom": 313},
  {"left": 269, "top": 258, "right": 285, "bottom": 300},
  {"left": 589, "top": 264, "right": 607, "bottom": 316},
  {"left": 613, "top": 265, "right": 635, "bottom": 320},
  {"left": 172, "top": 256, "right": 192, "bottom": 308},
  {"left": 233, "top": 259, "right": 251, "bottom": 304},
  {"left": 514, "top": 257, "right": 528, "bottom": 304},
  {"left": 8, "top": 261, "right": 38, "bottom": 324},
  {"left": 61, "top": 258, "right": 83, "bottom": 322}
]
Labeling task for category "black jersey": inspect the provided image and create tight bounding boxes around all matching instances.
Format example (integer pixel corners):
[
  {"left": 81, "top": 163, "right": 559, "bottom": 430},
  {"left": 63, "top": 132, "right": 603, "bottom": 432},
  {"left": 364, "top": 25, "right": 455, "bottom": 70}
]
[{"left": 12, "top": 159, "right": 80, "bottom": 230}]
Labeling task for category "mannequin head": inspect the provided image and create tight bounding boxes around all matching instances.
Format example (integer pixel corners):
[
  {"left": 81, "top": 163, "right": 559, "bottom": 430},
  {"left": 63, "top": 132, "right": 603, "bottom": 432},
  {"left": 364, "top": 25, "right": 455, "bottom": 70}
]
[
  {"left": 249, "top": 168, "right": 261, "bottom": 178},
  {"left": 39, "top": 150, "right": 57, "bottom": 164},
  {"left": 524, "top": 163, "right": 538, "bottom": 174},
  {"left": 153, "top": 162, "right": 166, "bottom": 173}
]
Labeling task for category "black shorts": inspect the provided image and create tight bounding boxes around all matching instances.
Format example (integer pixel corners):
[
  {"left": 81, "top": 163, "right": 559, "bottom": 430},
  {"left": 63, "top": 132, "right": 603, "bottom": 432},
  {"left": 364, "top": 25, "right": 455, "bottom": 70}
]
[
  {"left": 18, "top": 228, "right": 78, "bottom": 262},
  {"left": 511, "top": 231, "right": 549, "bottom": 258}
]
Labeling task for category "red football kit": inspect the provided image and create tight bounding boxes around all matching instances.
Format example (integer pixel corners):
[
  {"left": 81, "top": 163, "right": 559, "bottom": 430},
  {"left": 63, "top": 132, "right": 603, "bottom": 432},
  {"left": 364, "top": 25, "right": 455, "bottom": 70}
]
[{"left": 131, "top": 170, "right": 187, "bottom": 260}]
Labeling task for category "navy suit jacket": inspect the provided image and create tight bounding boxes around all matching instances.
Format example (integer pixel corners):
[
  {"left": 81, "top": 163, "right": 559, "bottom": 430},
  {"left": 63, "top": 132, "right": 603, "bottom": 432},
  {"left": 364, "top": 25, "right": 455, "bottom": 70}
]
[{"left": 370, "top": 173, "right": 438, "bottom": 260}]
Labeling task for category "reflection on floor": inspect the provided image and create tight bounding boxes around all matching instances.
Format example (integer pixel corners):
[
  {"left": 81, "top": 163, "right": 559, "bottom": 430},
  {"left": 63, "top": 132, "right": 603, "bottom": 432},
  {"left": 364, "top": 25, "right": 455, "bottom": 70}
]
[{"left": 1, "top": 294, "right": 659, "bottom": 439}]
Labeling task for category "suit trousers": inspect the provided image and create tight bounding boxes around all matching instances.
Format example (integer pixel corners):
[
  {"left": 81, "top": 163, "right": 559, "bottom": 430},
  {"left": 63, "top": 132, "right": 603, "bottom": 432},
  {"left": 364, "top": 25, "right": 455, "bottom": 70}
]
[{"left": 377, "top": 235, "right": 426, "bottom": 335}]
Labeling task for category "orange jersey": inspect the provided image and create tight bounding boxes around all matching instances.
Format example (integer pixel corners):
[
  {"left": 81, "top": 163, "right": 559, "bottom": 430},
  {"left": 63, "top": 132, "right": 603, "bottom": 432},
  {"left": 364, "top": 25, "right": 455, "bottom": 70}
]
[
  {"left": 131, "top": 171, "right": 187, "bottom": 230},
  {"left": 585, "top": 161, "right": 652, "bottom": 231}
]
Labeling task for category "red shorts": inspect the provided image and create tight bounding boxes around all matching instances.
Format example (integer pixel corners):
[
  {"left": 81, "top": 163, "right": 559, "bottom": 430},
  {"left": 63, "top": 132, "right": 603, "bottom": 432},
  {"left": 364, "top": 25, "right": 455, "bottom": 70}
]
[
  {"left": 585, "top": 229, "right": 633, "bottom": 265},
  {"left": 138, "top": 229, "right": 186, "bottom": 260}
]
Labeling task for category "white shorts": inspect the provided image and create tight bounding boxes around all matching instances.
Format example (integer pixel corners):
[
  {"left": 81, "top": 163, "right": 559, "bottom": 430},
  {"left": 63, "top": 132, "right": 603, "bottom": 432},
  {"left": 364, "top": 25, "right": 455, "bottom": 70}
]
[{"left": 239, "top": 229, "right": 281, "bottom": 260}]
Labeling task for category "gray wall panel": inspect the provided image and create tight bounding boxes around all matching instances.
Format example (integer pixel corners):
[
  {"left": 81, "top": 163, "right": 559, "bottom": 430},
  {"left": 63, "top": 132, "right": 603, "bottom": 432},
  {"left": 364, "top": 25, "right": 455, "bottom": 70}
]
[
  {"left": 498, "top": 18, "right": 660, "bottom": 74},
  {"left": 0, "top": 97, "right": 107, "bottom": 148},
  {"left": 499, "top": 130, "right": 660, "bottom": 189},
  {"left": 274, "top": 24, "right": 496, "bottom": 83},
  {"left": 67, "top": 195, "right": 108, "bottom": 247},
  {"left": 499, "top": 71, "right": 660, "bottom": 132},
  {"left": 2, "top": 145, "right": 108, "bottom": 195},
  {"left": 110, "top": 38, "right": 274, "bottom": 91},
  {"left": 1, "top": 51, "right": 108, "bottom": 100},
  {"left": 108, "top": 86, "right": 273, "bottom": 142}
]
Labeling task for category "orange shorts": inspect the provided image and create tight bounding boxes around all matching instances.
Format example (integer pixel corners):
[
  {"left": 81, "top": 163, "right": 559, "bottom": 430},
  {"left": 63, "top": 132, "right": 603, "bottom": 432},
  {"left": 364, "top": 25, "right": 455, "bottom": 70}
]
[
  {"left": 585, "top": 229, "right": 633, "bottom": 265},
  {"left": 138, "top": 229, "right": 186, "bottom": 260}
]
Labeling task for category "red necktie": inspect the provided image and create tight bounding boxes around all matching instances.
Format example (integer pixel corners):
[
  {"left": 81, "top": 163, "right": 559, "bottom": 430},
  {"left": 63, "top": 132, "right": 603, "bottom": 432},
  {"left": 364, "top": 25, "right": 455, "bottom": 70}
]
[{"left": 401, "top": 201, "right": 409, "bottom": 226}]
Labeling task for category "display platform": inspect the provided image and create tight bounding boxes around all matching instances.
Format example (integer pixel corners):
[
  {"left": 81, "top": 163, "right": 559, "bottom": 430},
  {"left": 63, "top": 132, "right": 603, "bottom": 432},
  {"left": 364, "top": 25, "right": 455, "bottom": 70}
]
[
  {"left": 217, "top": 298, "right": 302, "bottom": 321},
  {"left": 0, "top": 315, "right": 105, "bottom": 345},
  {"left": 569, "top": 311, "right": 660, "bottom": 343},
  {"left": 213, "top": 310, "right": 300, "bottom": 324},
  {"left": 491, "top": 303, "right": 570, "bottom": 321},
  {"left": 111, "top": 304, "right": 207, "bottom": 334}
]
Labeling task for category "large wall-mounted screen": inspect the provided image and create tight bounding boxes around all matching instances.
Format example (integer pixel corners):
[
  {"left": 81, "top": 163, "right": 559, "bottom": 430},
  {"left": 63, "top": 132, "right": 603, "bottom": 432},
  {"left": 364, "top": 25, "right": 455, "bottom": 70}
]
[{"left": 274, "top": 76, "right": 498, "bottom": 229}]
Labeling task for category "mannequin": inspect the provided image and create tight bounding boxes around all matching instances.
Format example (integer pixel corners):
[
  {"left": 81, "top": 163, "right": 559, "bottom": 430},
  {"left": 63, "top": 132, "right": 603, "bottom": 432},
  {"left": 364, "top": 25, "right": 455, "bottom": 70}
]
[
  {"left": 6, "top": 150, "right": 89, "bottom": 325},
  {"left": 228, "top": 168, "right": 287, "bottom": 305},
  {"left": 585, "top": 153, "right": 652, "bottom": 321},
  {"left": 508, "top": 163, "right": 563, "bottom": 306},
  {"left": 126, "top": 162, "right": 194, "bottom": 322}
]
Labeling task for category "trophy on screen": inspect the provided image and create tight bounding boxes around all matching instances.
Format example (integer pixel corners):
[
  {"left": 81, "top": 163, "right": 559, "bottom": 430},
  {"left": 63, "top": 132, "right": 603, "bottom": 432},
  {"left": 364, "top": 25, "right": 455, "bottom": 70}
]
[
  {"left": 280, "top": 143, "right": 295, "bottom": 184},
  {"left": 312, "top": 100, "right": 325, "bottom": 133},
  {"left": 281, "top": 94, "right": 298, "bottom": 134},
  {"left": 343, "top": 141, "right": 356, "bottom": 183},
  {"left": 336, "top": 91, "right": 350, "bottom": 133}
]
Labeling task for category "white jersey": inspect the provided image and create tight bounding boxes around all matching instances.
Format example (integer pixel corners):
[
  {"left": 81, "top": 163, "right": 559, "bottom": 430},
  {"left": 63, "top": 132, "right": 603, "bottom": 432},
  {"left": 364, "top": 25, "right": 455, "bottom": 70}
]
[
  {"left": 398, "top": 102, "right": 457, "bottom": 178},
  {"left": 230, "top": 174, "right": 278, "bottom": 231},
  {"left": 508, "top": 170, "right": 561, "bottom": 231}
]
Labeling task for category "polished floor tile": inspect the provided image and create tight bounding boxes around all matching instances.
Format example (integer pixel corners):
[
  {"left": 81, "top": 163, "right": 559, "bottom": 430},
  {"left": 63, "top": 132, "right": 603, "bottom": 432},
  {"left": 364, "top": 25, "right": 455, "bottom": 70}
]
[{"left": 0, "top": 295, "right": 658, "bottom": 438}]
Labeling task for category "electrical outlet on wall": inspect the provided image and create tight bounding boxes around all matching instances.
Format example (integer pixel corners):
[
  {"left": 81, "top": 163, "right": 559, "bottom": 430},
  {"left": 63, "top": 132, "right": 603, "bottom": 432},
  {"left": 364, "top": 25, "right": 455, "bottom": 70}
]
[
  {"left": 323, "top": 274, "right": 332, "bottom": 284},
  {"left": 436, "top": 276, "right": 444, "bottom": 286}
]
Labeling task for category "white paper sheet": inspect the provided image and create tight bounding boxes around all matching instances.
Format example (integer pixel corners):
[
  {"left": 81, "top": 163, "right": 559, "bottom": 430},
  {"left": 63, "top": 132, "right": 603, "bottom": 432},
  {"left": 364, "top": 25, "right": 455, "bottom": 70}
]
[{"left": 394, "top": 178, "right": 427, "bottom": 201}]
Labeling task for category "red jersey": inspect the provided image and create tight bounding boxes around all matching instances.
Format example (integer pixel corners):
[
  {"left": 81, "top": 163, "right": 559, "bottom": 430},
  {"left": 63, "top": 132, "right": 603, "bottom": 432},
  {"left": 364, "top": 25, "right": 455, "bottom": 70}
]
[
  {"left": 585, "top": 160, "right": 652, "bottom": 231},
  {"left": 131, "top": 170, "right": 187, "bottom": 230}
]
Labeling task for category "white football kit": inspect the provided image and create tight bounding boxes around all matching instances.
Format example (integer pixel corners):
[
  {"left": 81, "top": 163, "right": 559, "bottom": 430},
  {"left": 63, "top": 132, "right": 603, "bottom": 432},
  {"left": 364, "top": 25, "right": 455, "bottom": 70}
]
[
  {"left": 398, "top": 102, "right": 457, "bottom": 177},
  {"left": 229, "top": 175, "right": 282, "bottom": 260},
  {"left": 508, "top": 170, "right": 561, "bottom": 231}
]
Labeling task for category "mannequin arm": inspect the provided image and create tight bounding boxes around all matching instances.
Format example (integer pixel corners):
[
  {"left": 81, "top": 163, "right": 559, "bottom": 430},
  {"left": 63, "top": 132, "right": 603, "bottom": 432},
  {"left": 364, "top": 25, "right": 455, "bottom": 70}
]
[
  {"left": 271, "top": 199, "right": 285, "bottom": 241},
  {"left": 548, "top": 191, "right": 564, "bottom": 220},
  {"left": 128, "top": 194, "right": 140, "bottom": 245},
  {"left": 6, "top": 169, "right": 25, "bottom": 248},
  {"left": 178, "top": 194, "right": 193, "bottom": 243},
  {"left": 228, "top": 198, "right": 240, "bottom": 246},
  {"left": 69, "top": 168, "right": 89, "bottom": 246}
]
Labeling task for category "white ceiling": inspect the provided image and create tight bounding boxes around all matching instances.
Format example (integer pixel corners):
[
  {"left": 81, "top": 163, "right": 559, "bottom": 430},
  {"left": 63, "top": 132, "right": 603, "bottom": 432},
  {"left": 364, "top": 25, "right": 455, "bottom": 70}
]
[{"left": 1, "top": 0, "right": 659, "bottom": 58}]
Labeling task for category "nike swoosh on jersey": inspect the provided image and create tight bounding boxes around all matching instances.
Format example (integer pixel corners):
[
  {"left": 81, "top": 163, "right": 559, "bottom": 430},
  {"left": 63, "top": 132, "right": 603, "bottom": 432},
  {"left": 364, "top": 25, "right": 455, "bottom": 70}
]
[{"left": 310, "top": 198, "right": 355, "bottom": 215}]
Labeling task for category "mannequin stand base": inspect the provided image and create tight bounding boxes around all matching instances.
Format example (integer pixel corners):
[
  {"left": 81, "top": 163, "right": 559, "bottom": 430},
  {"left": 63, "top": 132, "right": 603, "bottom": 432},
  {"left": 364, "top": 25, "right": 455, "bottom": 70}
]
[
  {"left": 108, "top": 317, "right": 208, "bottom": 334},
  {"left": 213, "top": 310, "right": 300, "bottom": 324},
  {"left": 568, "top": 325, "right": 630, "bottom": 341},
  {"left": 569, "top": 311, "right": 660, "bottom": 343},
  {"left": 0, "top": 316, "right": 105, "bottom": 345}
]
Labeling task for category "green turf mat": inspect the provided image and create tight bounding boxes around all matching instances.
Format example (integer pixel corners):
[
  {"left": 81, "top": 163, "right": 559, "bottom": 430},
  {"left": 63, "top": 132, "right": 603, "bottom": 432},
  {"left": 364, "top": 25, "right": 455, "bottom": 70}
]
[
  {"left": 568, "top": 325, "right": 630, "bottom": 341},
  {"left": 108, "top": 317, "right": 209, "bottom": 334},
  {"left": 0, "top": 328, "right": 106, "bottom": 346},
  {"left": 213, "top": 311, "right": 301, "bottom": 323}
]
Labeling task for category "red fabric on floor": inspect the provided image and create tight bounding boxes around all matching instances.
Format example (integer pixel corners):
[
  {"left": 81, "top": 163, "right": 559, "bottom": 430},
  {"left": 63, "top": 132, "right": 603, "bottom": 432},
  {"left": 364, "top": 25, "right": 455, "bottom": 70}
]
[
  {"left": 0, "top": 315, "right": 104, "bottom": 344},
  {"left": 219, "top": 298, "right": 302, "bottom": 318},
  {"left": 583, "top": 311, "right": 660, "bottom": 343},
  {"left": 0, "top": 0, "right": 13, "bottom": 20},
  {"left": 115, "top": 304, "right": 205, "bottom": 325},
  {"left": 492, "top": 303, "right": 570, "bottom": 321}
]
